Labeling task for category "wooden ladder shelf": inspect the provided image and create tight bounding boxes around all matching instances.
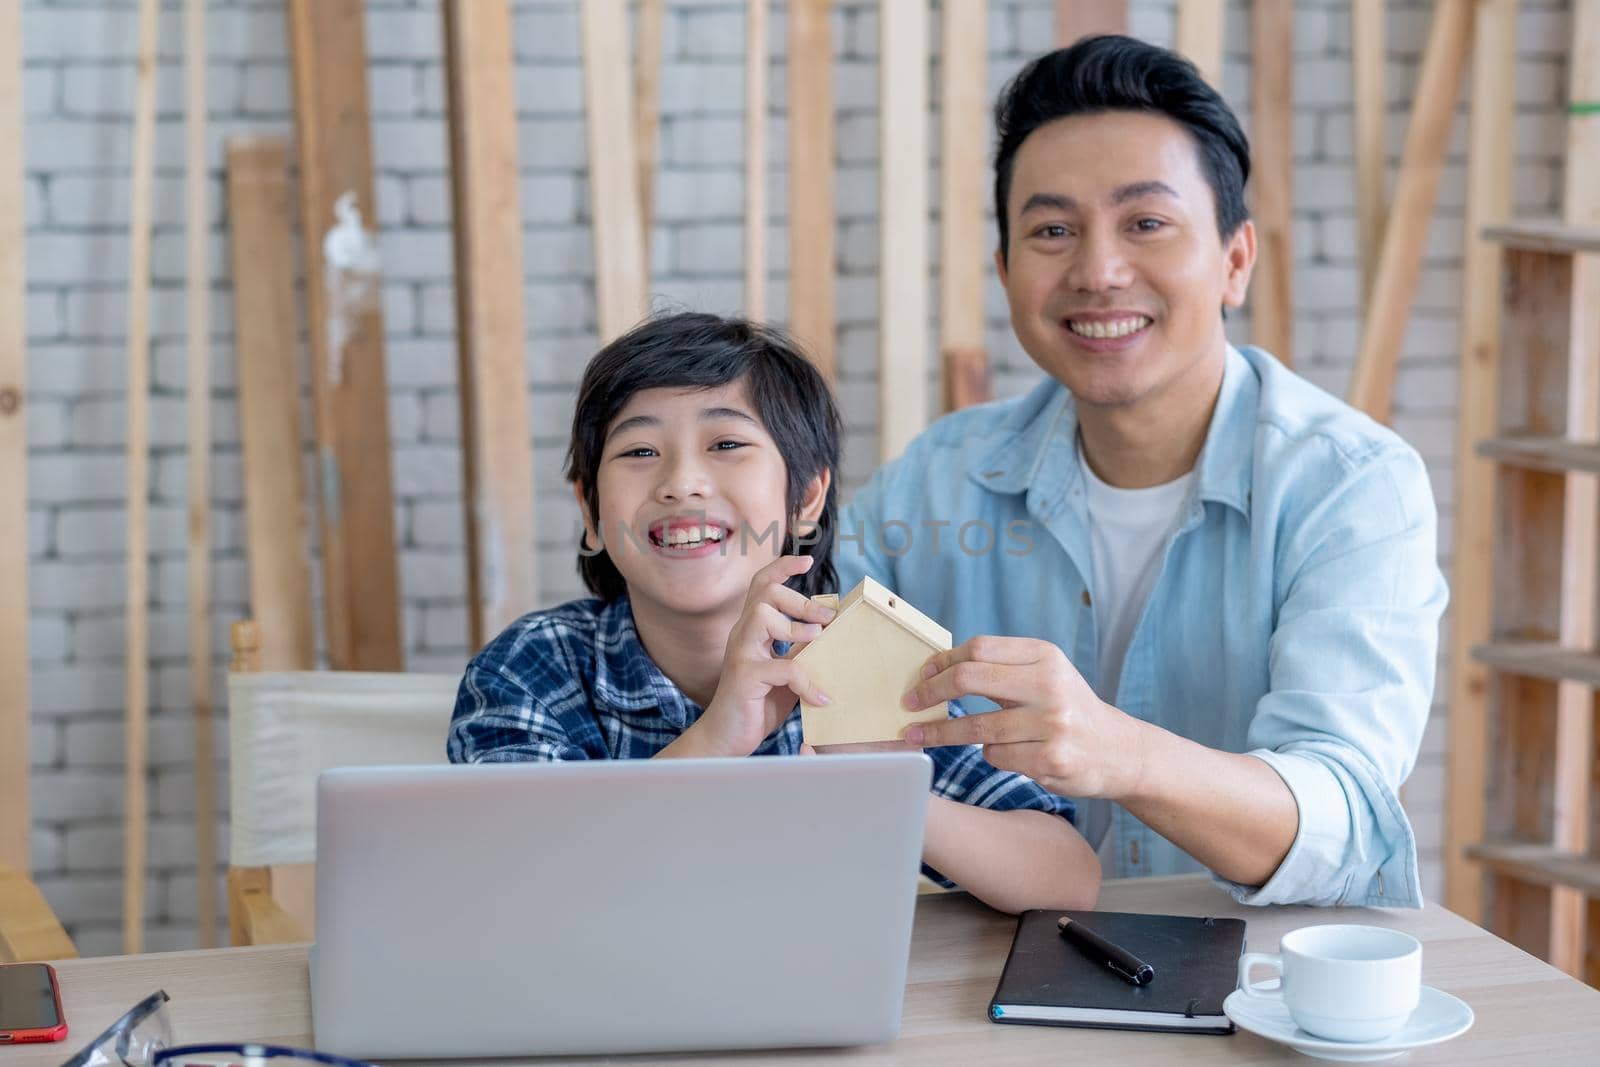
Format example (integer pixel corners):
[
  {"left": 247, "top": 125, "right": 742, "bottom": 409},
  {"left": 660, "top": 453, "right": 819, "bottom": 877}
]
[{"left": 1458, "top": 218, "right": 1600, "bottom": 983}]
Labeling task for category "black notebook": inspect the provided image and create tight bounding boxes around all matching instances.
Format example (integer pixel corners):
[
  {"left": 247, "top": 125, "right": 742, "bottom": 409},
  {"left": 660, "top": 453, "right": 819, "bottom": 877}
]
[{"left": 989, "top": 909, "right": 1246, "bottom": 1035}]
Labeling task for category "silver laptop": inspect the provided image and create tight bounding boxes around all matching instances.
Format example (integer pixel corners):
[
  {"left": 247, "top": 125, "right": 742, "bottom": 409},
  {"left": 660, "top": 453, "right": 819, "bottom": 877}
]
[{"left": 309, "top": 754, "right": 933, "bottom": 1059}]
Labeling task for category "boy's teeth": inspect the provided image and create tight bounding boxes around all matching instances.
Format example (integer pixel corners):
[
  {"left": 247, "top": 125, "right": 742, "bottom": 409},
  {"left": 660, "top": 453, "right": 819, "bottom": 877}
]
[
  {"left": 663, "top": 525, "right": 725, "bottom": 547},
  {"left": 1068, "top": 315, "right": 1151, "bottom": 339}
]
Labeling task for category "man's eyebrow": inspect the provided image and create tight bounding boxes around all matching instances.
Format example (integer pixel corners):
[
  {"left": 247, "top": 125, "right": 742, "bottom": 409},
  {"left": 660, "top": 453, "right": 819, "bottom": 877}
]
[
  {"left": 1018, "top": 182, "right": 1181, "bottom": 216},
  {"left": 1019, "top": 192, "right": 1076, "bottom": 215},
  {"left": 1111, "top": 180, "right": 1181, "bottom": 205}
]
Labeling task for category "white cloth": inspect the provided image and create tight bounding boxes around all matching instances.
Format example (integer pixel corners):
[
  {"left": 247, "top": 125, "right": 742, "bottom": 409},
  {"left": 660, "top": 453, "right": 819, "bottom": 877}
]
[
  {"left": 1079, "top": 439, "right": 1196, "bottom": 861},
  {"left": 1079, "top": 441, "right": 1196, "bottom": 700}
]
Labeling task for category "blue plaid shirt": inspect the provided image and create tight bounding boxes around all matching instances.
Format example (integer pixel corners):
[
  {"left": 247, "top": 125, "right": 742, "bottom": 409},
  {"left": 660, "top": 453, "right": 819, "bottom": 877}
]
[{"left": 449, "top": 595, "right": 1075, "bottom": 884}]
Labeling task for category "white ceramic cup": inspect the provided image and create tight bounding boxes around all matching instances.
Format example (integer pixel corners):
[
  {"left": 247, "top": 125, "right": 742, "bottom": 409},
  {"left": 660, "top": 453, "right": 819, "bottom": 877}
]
[{"left": 1236, "top": 924, "right": 1422, "bottom": 1043}]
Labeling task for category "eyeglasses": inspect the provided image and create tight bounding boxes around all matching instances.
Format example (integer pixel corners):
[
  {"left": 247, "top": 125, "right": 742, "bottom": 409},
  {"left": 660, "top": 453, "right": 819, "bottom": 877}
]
[{"left": 61, "top": 990, "right": 376, "bottom": 1067}]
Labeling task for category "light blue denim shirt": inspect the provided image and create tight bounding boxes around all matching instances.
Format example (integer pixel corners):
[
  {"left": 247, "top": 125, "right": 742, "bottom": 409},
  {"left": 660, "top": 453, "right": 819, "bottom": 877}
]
[{"left": 835, "top": 345, "right": 1447, "bottom": 908}]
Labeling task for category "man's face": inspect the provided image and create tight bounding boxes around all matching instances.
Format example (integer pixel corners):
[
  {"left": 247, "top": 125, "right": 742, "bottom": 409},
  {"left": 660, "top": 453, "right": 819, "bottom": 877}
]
[{"left": 997, "top": 110, "right": 1255, "bottom": 412}]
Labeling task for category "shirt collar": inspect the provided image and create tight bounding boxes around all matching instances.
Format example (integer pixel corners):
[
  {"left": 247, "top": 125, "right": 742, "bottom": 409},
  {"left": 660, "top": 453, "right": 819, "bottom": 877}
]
[
  {"left": 967, "top": 344, "right": 1257, "bottom": 516},
  {"left": 590, "top": 595, "right": 699, "bottom": 728}
]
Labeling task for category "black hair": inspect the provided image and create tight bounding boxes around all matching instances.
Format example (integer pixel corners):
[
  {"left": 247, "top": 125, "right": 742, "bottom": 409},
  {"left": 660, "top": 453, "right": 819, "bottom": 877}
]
[
  {"left": 564, "top": 312, "right": 841, "bottom": 602},
  {"left": 992, "top": 34, "right": 1251, "bottom": 261}
]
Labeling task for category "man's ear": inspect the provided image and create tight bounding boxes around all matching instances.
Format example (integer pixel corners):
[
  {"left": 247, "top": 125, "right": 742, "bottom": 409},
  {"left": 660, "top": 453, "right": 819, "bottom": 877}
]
[
  {"left": 797, "top": 468, "right": 832, "bottom": 525},
  {"left": 571, "top": 481, "right": 600, "bottom": 551},
  {"left": 993, "top": 246, "right": 1008, "bottom": 287},
  {"left": 1221, "top": 218, "right": 1258, "bottom": 311}
]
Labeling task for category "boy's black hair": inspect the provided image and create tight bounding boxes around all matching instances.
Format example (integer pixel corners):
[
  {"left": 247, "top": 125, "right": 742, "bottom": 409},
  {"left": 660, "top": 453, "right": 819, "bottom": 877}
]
[
  {"left": 992, "top": 34, "right": 1251, "bottom": 261},
  {"left": 564, "top": 312, "right": 841, "bottom": 602}
]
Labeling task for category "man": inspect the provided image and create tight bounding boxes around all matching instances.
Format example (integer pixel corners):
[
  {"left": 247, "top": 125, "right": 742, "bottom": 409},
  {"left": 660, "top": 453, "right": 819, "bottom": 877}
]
[{"left": 835, "top": 35, "right": 1446, "bottom": 907}]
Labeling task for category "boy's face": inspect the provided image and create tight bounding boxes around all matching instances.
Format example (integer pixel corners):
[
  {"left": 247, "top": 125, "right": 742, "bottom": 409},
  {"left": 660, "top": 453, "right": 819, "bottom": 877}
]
[
  {"left": 996, "top": 109, "right": 1255, "bottom": 413},
  {"left": 577, "top": 380, "right": 828, "bottom": 620}
]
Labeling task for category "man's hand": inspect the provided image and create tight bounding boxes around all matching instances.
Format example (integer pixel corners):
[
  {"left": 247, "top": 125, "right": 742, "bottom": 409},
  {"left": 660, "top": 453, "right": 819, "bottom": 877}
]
[
  {"left": 899, "top": 636, "right": 1149, "bottom": 800},
  {"left": 686, "top": 555, "right": 836, "bottom": 757}
]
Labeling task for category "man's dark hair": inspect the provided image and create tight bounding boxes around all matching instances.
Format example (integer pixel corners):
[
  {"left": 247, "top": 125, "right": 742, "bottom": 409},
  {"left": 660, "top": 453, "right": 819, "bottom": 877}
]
[
  {"left": 564, "top": 312, "right": 841, "bottom": 602},
  {"left": 992, "top": 34, "right": 1251, "bottom": 261}
]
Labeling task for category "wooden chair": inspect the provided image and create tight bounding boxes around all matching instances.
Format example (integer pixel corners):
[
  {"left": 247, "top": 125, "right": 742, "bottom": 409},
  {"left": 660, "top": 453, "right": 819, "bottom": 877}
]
[
  {"left": 0, "top": 629, "right": 74, "bottom": 964},
  {"left": 0, "top": 745, "right": 74, "bottom": 960},
  {"left": 225, "top": 622, "right": 458, "bottom": 945},
  {"left": 0, "top": 868, "right": 75, "bottom": 963}
]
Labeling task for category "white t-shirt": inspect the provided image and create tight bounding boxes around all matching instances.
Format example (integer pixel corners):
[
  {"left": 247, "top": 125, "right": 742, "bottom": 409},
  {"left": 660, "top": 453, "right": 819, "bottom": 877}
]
[
  {"left": 1078, "top": 439, "right": 1196, "bottom": 857},
  {"left": 1079, "top": 439, "right": 1196, "bottom": 700}
]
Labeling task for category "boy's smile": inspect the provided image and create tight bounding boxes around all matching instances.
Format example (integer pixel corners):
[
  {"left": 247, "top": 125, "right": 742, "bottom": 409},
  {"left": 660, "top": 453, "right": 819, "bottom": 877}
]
[{"left": 576, "top": 381, "right": 826, "bottom": 623}]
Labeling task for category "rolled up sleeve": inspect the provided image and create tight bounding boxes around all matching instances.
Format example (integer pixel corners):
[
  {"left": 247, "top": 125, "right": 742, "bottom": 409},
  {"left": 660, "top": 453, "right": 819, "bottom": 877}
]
[{"left": 1216, "top": 445, "right": 1445, "bottom": 908}]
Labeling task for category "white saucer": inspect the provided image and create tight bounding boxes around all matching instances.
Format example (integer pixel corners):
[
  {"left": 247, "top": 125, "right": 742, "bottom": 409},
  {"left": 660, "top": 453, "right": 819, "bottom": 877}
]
[{"left": 1223, "top": 982, "right": 1474, "bottom": 1062}]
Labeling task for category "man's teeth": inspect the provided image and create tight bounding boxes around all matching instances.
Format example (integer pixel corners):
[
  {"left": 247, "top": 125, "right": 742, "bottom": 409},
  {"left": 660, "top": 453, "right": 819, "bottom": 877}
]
[
  {"left": 1068, "top": 316, "right": 1151, "bottom": 339},
  {"left": 661, "top": 525, "right": 725, "bottom": 547}
]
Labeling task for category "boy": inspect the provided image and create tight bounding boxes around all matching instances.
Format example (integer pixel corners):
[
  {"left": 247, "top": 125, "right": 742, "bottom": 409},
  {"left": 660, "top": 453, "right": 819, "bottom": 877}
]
[{"left": 449, "top": 313, "right": 1099, "bottom": 913}]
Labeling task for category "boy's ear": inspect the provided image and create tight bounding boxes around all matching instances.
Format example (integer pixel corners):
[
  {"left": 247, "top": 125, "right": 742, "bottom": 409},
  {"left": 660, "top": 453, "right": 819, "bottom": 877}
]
[
  {"left": 797, "top": 469, "right": 832, "bottom": 525},
  {"left": 571, "top": 481, "right": 600, "bottom": 551}
]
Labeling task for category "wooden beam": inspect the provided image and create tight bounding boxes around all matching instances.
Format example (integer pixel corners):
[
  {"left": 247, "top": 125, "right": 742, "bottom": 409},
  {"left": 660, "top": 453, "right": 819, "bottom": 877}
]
[
  {"left": 745, "top": 0, "right": 769, "bottom": 318},
  {"left": 123, "top": 0, "right": 160, "bottom": 956},
  {"left": 1443, "top": 0, "right": 1519, "bottom": 926},
  {"left": 1250, "top": 0, "right": 1294, "bottom": 365},
  {"left": 0, "top": 0, "right": 31, "bottom": 874},
  {"left": 227, "top": 139, "right": 316, "bottom": 674},
  {"left": 184, "top": 0, "right": 218, "bottom": 950},
  {"left": 1347, "top": 1, "right": 1474, "bottom": 423},
  {"left": 939, "top": 0, "right": 990, "bottom": 411},
  {"left": 581, "top": 0, "right": 648, "bottom": 342},
  {"left": 1550, "top": 0, "right": 1600, "bottom": 979},
  {"left": 879, "top": 0, "right": 929, "bottom": 462},
  {"left": 0, "top": 865, "right": 76, "bottom": 963},
  {"left": 788, "top": 0, "right": 837, "bottom": 378},
  {"left": 443, "top": 0, "right": 538, "bottom": 652},
  {"left": 634, "top": 0, "right": 664, "bottom": 275},
  {"left": 1175, "top": 0, "right": 1225, "bottom": 88},
  {"left": 1055, "top": 0, "right": 1126, "bottom": 45},
  {"left": 287, "top": 0, "right": 403, "bottom": 671},
  {"left": 1351, "top": 0, "right": 1389, "bottom": 305}
]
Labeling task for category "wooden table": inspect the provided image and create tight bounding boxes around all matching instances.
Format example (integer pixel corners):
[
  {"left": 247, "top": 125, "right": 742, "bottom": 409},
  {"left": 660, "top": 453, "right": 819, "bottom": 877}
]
[{"left": 9, "top": 875, "right": 1599, "bottom": 1064}]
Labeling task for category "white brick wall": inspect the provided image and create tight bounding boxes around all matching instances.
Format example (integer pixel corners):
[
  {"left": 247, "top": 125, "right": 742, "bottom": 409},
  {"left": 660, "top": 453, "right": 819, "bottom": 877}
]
[{"left": 19, "top": 0, "right": 1570, "bottom": 951}]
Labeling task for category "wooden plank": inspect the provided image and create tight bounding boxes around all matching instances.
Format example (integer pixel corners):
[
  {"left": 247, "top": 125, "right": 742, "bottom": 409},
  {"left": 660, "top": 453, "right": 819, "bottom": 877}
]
[
  {"left": 123, "top": 0, "right": 160, "bottom": 956},
  {"left": 1351, "top": 0, "right": 1388, "bottom": 305},
  {"left": 0, "top": 0, "right": 31, "bottom": 873},
  {"left": 1474, "top": 641, "right": 1600, "bottom": 688},
  {"left": 745, "top": 0, "right": 768, "bottom": 317},
  {"left": 1250, "top": 0, "right": 1293, "bottom": 365},
  {"left": 443, "top": 0, "right": 538, "bottom": 652},
  {"left": 0, "top": 865, "right": 76, "bottom": 963},
  {"left": 1551, "top": 0, "right": 1600, "bottom": 979},
  {"left": 1443, "top": 0, "right": 1519, "bottom": 928},
  {"left": 287, "top": 0, "right": 403, "bottom": 671},
  {"left": 1484, "top": 220, "right": 1600, "bottom": 255},
  {"left": 1055, "top": 0, "right": 1126, "bottom": 45},
  {"left": 879, "top": 0, "right": 929, "bottom": 461},
  {"left": 788, "top": 0, "right": 836, "bottom": 379},
  {"left": 227, "top": 139, "right": 316, "bottom": 673},
  {"left": 1479, "top": 435, "right": 1600, "bottom": 475},
  {"left": 185, "top": 0, "right": 218, "bottom": 950},
  {"left": 1347, "top": 0, "right": 1474, "bottom": 423},
  {"left": 1175, "top": 0, "right": 1225, "bottom": 88},
  {"left": 580, "top": 0, "right": 648, "bottom": 343},
  {"left": 1469, "top": 842, "right": 1600, "bottom": 896},
  {"left": 939, "top": 0, "right": 990, "bottom": 412},
  {"left": 634, "top": 0, "right": 664, "bottom": 272}
]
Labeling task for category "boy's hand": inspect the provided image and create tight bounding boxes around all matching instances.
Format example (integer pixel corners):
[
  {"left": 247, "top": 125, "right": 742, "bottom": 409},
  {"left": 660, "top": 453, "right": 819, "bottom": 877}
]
[{"left": 692, "top": 555, "right": 836, "bottom": 757}]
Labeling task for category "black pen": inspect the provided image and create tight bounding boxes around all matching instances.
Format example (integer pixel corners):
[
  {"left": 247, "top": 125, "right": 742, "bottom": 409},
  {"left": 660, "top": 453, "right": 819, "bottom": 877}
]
[{"left": 1058, "top": 916, "right": 1155, "bottom": 986}]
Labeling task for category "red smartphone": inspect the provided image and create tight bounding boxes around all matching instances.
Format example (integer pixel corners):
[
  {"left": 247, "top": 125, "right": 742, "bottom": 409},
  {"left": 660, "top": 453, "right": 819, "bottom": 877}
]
[{"left": 0, "top": 962, "right": 68, "bottom": 1044}]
